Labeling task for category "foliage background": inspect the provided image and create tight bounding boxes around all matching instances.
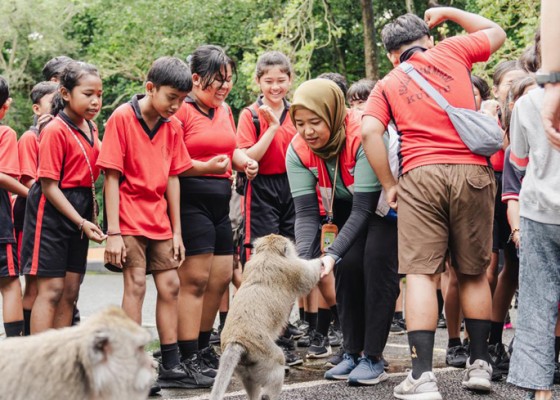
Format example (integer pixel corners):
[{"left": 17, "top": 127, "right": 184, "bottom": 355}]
[{"left": 0, "top": 0, "right": 539, "bottom": 222}]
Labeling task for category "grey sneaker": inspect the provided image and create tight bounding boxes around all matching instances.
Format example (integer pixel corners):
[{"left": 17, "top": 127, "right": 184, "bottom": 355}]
[
  {"left": 393, "top": 371, "right": 442, "bottom": 400},
  {"left": 462, "top": 359, "right": 492, "bottom": 392}
]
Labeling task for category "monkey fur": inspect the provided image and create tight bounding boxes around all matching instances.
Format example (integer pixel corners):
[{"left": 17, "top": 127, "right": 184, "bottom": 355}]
[
  {"left": 0, "top": 306, "right": 154, "bottom": 400},
  {"left": 210, "top": 234, "right": 322, "bottom": 400}
]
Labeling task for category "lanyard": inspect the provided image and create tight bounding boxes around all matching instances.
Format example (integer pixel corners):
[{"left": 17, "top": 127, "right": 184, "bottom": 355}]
[
  {"left": 324, "top": 156, "right": 339, "bottom": 222},
  {"left": 58, "top": 117, "right": 99, "bottom": 225}
]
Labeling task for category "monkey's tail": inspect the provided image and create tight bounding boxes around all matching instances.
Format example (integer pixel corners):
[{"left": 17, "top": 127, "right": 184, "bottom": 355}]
[{"left": 209, "top": 343, "right": 245, "bottom": 400}]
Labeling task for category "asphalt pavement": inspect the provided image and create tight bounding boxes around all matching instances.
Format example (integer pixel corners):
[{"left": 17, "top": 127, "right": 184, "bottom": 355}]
[{"left": 1, "top": 268, "right": 559, "bottom": 399}]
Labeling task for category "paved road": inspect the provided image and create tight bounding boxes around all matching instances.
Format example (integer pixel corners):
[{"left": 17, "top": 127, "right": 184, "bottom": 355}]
[{"left": 1, "top": 273, "right": 558, "bottom": 399}]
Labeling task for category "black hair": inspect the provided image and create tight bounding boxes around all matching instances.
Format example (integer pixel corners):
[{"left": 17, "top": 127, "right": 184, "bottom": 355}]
[
  {"left": 255, "top": 51, "right": 292, "bottom": 79},
  {"left": 42, "top": 56, "right": 74, "bottom": 81},
  {"left": 50, "top": 61, "right": 100, "bottom": 117},
  {"left": 471, "top": 75, "right": 491, "bottom": 102},
  {"left": 316, "top": 72, "right": 348, "bottom": 97},
  {"left": 187, "top": 45, "right": 237, "bottom": 90},
  {"left": 147, "top": 56, "right": 192, "bottom": 92},
  {"left": 492, "top": 60, "right": 524, "bottom": 87},
  {"left": 381, "top": 13, "right": 430, "bottom": 52},
  {"left": 0, "top": 76, "right": 9, "bottom": 108},
  {"left": 30, "top": 81, "right": 59, "bottom": 105},
  {"left": 347, "top": 79, "right": 376, "bottom": 103}
]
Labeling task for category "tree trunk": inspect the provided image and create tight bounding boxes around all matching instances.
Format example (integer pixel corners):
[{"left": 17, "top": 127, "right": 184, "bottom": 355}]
[
  {"left": 406, "top": 0, "right": 416, "bottom": 14},
  {"left": 360, "top": 0, "right": 378, "bottom": 79}
]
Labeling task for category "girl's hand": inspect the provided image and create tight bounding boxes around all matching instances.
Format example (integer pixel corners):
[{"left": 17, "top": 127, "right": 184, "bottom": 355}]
[
  {"left": 82, "top": 220, "right": 107, "bottom": 244},
  {"left": 173, "top": 232, "right": 186, "bottom": 265},
  {"left": 245, "top": 159, "right": 259, "bottom": 180},
  {"left": 105, "top": 234, "right": 127, "bottom": 268},
  {"left": 320, "top": 255, "right": 335, "bottom": 279},
  {"left": 206, "top": 155, "right": 230, "bottom": 175},
  {"left": 258, "top": 105, "right": 280, "bottom": 130}
]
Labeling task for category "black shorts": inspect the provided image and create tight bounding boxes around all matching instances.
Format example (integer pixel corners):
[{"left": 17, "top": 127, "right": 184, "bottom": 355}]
[
  {"left": 180, "top": 177, "right": 233, "bottom": 256},
  {"left": 21, "top": 184, "right": 92, "bottom": 278},
  {"left": 241, "top": 173, "right": 295, "bottom": 263},
  {"left": 492, "top": 172, "right": 517, "bottom": 259},
  {"left": 0, "top": 242, "right": 18, "bottom": 277}
]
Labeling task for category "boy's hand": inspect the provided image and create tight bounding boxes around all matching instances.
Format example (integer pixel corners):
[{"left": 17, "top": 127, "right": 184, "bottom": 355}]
[
  {"left": 105, "top": 234, "right": 127, "bottom": 268},
  {"left": 245, "top": 159, "right": 259, "bottom": 180},
  {"left": 320, "top": 255, "right": 335, "bottom": 279},
  {"left": 258, "top": 105, "right": 280, "bottom": 130},
  {"left": 173, "top": 233, "right": 185, "bottom": 265},
  {"left": 206, "top": 155, "right": 230, "bottom": 175},
  {"left": 386, "top": 185, "right": 398, "bottom": 211},
  {"left": 424, "top": 7, "right": 448, "bottom": 29},
  {"left": 542, "top": 83, "right": 560, "bottom": 150}
]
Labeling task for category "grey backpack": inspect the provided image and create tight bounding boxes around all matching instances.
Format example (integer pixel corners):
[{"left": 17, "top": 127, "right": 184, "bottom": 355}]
[{"left": 400, "top": 62, "right": 503, "bottom": 157}]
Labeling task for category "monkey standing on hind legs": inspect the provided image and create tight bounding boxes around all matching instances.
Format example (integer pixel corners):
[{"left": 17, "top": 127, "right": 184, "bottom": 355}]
[{"left": 210, "top": 234, "right": 323, "bottom": 400}]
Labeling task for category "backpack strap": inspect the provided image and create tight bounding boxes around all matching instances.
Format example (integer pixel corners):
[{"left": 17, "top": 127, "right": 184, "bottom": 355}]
[
  {"left": 246, "top": 107, "right": 261, "bottom": 138},
  {"left": 399, "top": 62, "right": 451, "bottom": 110}
]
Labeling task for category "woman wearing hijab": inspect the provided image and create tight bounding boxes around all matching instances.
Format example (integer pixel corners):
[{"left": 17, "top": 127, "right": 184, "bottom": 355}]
[{"left": 286, "top": 78, "right": 399, "bottom": 385}]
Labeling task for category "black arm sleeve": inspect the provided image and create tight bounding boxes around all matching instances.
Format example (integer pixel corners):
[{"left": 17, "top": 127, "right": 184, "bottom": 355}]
[
  {"left": 293, "top": 193, "right": 322, "bottom": 260},
  {"left": 325, "top": 191, "right": 381, "bottom": 262}
]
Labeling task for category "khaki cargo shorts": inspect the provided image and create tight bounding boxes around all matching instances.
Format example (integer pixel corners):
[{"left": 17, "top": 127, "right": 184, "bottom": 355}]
[
  {"left": 397, "top": 164, "right": 496, "bottom": 275},
  {"left": 122, "top": 236, "right": 179, "bottom": 272}
]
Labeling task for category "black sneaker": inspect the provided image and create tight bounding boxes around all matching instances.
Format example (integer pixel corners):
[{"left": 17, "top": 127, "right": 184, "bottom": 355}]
[
  {"left": 390, "top": 318, "right": 407, "bottom": 334},
  {"left": 152, "top": 350, "right": 162, "bottom": 365},
  {"left": 276, "top": 335, "right": 296, "bottom": 351},
  {"left": 294, "top": 319, "right": 309, "bottom": 332},
  {"left": 200, "top": 346, "right": 220, "bottom": 370},
  {"left": 446, "top": 345, "right": 468, "bottom": 368},
  {"left": 307, "top": 331, "right": 332, "bottom": 359},
  {"left": 177, "top": 355, "right": 215, "bottom": 388},
  {"left": 182, "top": 352, "right": 216, "bottom": 378},
  {"left": 489, "top": 342, "right": 510, "bottom": 375},
  {"left": 158, "top": 363, "right": 212, "bottom": 389},
  {"left": 282, "top": 346, "right": 303, "bottom": 366},
  {"left": 554, "top": 362, "right": 560, "bottom": 384},
  {"left": 149, "top": 380, "right": 161, "bottom": 396},
  {"left": 286, "top": 323, "right": 305, "bottom": 340},
  {"left": 437, "top": 314, "right": 447, "bottom": 329},
  {"left": 328, "top": 325, "right": 343, "bottom": 347},
  {"left": 326, "top": 346, "right": 345, "bottom": 367},
  {"left": 297, "top": 330, "right": 312, "bottom": 347}
]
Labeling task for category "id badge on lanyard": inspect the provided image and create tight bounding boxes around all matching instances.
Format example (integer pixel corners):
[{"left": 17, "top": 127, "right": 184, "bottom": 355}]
[{"left": 321, "top": 156, "right": 339, "bottom": 254}]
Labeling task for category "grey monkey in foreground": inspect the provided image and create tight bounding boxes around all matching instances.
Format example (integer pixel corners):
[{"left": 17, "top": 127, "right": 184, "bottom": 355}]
[
  {"left": 210, "top": 234, "right": 323, "bottom": 400},
  {"left": 0, "top": 306, "right": 154, "bottom": 400}
]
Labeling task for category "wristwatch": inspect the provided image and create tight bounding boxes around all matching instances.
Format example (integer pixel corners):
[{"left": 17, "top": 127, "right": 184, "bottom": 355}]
[{"left": 536, "top": 71, "right": 560, "bottom": 87}]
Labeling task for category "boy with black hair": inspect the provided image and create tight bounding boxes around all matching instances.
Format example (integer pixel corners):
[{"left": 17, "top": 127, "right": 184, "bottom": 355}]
[
  {"left": 362, "top": 7, "right": 506, "bottom": 399},
  {"left": 14, "top": 81, "right": 58, "bottom": 335},
  {"left": 97, "top": 56, "right": 227, "bottom": 389},
  {"left": 42, "top": 56, "right": 73, "bottom": 82},
  {"left": 0, "top": 76, "right": 29, "bottom": 338}
]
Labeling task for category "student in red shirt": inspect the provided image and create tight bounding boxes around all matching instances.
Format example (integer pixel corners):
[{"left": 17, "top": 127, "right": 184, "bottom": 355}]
[
  {"left": 14, "top": 81, "right": 58, "bottom": 335},
  {"left": 0, "top": 76, "right": 29, "bottom": 338},
  {"left": 99, "top": 56, "right": 229, "bottom": 389},
  {"left": 174, "top": 45, "right": 258, "bottom": 380},
  {"left": 21, "top": 62, "right": 106, "bottom": 334},
  {"left": 362, "top": 8, "right": 505, "bottom": 398}
]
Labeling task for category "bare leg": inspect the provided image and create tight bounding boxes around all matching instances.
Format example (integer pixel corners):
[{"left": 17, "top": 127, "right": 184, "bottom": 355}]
[
  {"left": 200, "top": 255, "right": 233, "bottom": 332},
  {"left": 122, "top": 267, "right": 147, "bottom": 324},
  {"left": 22, "top": 275, "right": 38, "bottom": 311},
  {"left": 31, "top": 276, "right": 64, "bottom": 333},
  {"left": 177, "top": 254, "right": 212, "bottom": 341},
  {"left": 486, "top": 252, "right": 499, "bottom": 295},
  {"left": 54, "top": 271, "right": 82, "bottom": 328},
  {"left": 153, "top": 269, "right": 180, "bottom": 345},
  {"left": 0, "top": 277, "right": 23, "bottom": 323}
]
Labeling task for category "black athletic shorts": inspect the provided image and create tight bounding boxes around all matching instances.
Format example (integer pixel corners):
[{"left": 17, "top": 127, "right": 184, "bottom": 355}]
[
  {"left": 241, "top": 173, "right": 295, "bottom": 264},
  {"left": 179, "top": 177, "right": 233, "bottom": 256},
  {"left": 492, "top": 172, "right": 517, "bottom": 259},
  {"left": 0, "top": 243, "right": 18, "bottom": 277},
  {"left": 21, "top": 184, "right": 92, "bottom": 277}
]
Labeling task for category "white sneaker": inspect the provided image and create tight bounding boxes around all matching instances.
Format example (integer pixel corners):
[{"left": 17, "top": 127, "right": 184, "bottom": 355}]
[
  {"left": 462, "top": 359, "right": 492, "bottom": 392},
  {"left": 394, "top": 371, "right": 443, "bottom": 400}
]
